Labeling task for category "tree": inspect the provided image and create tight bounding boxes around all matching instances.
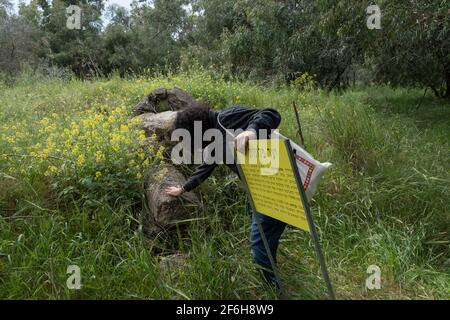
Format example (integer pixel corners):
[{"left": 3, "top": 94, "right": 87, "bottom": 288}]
[
  {"left": 370, "top": 1, "right": 450, "bottom": 98},
  {"left": 0, "top": 0, "right": 41, "bottom": 77},
  {"left": 127, "top": 0, "right": 188, "bottom": 73},
  {"left": 103, "top": 4, "right": 134, "bottom": 76},
  {"left": 35, "top": 0, "right": 106, "bottom": 78}
]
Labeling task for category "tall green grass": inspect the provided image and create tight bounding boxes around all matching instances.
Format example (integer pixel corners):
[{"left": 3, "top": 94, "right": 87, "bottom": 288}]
[{"left": 0, "top": 72, "right": 448, "bottom": 299}]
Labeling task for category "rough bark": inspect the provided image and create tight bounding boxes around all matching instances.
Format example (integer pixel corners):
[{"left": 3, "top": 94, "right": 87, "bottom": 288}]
[
  {"left": 133, "top": 88, "right": 203, "bottom": 237},
  {"left": 137, "top": 111, "right": 177, "bottom": 141},
  {"left": 144, "top": 164, "right": 198, "bottom": 235},
  {"left": 133, "top": 87, "right": 199, "bottom": 115},
  {"left": 166, "top": 87, "right": 199, "bottom": 110}
]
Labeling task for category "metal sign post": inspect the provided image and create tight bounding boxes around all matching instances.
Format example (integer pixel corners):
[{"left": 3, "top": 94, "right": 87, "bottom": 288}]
[{"left": 284, "top": 139, "right": 335, "bottom": 300}]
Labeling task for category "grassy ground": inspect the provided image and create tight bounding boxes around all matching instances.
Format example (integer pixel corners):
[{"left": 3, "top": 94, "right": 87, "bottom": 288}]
[{"left": 0, "top": 72, "right": 449, "bottom": 299}]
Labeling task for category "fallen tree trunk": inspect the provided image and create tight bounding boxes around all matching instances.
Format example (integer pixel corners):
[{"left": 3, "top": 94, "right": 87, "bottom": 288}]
[
  {"left": 133, "top": 87, "right": 199, "bottom": 115},
  {"left": 144, "top": 164, "right": 199, "bottom": 235},
  {"left": 133, "top": 88, "right": 203, "bottom": 237},
  {"left": 137, "top": 111, "right": 177, "bottom": 141}
]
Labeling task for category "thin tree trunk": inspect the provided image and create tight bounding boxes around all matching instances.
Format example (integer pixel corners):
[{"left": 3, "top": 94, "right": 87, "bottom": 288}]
[
  {"left": 445, "top": 73, "right": 450, "bottom": 98},
  {"left": 430, "top": 85, "right": 441, "bottom": 98}
]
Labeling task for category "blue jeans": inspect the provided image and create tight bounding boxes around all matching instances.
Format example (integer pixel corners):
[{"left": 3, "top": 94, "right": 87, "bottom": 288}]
[{"left": 250, "top": 212, "right": 287, "bottom": 282}]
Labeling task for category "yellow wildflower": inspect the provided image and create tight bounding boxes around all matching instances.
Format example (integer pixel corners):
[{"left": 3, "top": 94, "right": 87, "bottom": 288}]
[{"left": 76, "top": 154, "right": 85, "bottom": 166}]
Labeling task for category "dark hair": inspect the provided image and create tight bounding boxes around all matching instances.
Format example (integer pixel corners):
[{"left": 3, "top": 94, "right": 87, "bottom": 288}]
[
  {"left": 172, "top": 102, "right": 213, "bottom": 152},
  {"left": 173, "top": 102, "right": 212, "bottom": 136}
]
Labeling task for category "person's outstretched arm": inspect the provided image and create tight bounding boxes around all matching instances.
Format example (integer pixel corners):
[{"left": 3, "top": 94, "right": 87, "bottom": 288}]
[{"left": 165, "top": 162, "right": 217, "bottom": 196}]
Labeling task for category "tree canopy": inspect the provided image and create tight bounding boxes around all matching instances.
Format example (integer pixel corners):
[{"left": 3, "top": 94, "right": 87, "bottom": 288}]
[{"left": 0, "top": 0, "right": 449, "bottom": 96}]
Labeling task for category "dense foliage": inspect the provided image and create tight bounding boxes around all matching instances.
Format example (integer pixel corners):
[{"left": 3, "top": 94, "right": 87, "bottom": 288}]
[{"left": 1, "top": 0, "right": 449, "bottom": 96}]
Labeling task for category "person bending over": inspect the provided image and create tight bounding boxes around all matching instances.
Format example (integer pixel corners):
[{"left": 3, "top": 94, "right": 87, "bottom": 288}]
[{"left": 165, "top": 104, "right": 286, "bottom": 283}]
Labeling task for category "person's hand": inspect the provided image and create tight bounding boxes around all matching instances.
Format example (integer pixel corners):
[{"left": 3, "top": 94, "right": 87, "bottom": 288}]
[
  {"left": 234, "top": 130, "right": 257, "bottom": 154},
  {"left": 165, "top": 186, "right": 184, "bottom": 197}
]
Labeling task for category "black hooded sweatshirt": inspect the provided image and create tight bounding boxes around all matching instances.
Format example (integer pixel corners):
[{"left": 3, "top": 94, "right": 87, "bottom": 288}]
[{"left": 182, "top": 106, "right": 281, "bottom": 192}]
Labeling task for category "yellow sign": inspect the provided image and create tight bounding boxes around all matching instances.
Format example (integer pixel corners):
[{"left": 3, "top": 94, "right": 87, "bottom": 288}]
[{"left": 237, "top": 139, "right": 309, "bottom": 231}]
